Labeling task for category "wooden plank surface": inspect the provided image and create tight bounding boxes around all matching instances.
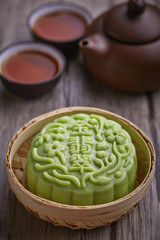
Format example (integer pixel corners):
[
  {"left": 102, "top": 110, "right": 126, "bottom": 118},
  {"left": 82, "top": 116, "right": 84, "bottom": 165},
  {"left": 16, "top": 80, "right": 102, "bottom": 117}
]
[{"left": 0, "top": 0, "right": 159, "bottom": 239}]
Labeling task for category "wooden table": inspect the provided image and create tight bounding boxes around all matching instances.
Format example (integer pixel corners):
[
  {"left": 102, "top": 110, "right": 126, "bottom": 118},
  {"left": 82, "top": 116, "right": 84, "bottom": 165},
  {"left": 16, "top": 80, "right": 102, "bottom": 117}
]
[{"left": 0, "top": 0, "right": 159, "bottom": 239}]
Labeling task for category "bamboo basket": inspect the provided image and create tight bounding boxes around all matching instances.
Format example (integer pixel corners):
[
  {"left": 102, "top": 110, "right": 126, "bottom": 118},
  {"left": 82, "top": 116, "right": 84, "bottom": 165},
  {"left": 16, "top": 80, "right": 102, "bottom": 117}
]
[{"left": 6, "top": 107, "right": 155, "bottom": 229}]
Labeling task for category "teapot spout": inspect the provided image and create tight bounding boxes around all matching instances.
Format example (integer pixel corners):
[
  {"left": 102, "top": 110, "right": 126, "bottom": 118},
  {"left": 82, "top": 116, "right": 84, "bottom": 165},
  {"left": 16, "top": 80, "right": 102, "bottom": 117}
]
[{"left": 79, "top": 34, "right": 109, "bottom": 58}]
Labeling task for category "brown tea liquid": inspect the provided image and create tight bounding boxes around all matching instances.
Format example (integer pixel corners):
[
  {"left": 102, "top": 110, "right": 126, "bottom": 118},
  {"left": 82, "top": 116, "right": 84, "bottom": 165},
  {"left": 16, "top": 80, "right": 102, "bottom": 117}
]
[
  {"left": 2, "top": 50, "right": 59, "bottom": 84},
  {"left": 33, "top": 11, "right": 88, "bottom": 41}
]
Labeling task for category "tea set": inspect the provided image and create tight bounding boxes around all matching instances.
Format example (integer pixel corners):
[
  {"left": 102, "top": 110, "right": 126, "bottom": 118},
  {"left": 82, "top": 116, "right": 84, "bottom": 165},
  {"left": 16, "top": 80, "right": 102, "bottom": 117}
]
[{"left": 0, "top": 0, "right": 159, "bottom": 96}]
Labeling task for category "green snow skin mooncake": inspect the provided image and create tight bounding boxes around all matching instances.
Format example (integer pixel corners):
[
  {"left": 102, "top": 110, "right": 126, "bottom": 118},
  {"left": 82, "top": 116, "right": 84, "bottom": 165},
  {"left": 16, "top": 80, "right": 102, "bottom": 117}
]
[{"left": 27, "top": 113, "right": 137, "bottom": 205}]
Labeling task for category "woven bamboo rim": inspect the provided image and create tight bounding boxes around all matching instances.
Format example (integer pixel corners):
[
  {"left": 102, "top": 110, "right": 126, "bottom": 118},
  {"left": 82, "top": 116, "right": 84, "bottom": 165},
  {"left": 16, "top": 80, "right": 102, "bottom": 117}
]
[{"left": 6, "top": 107, "right": 155, "bottom": 229}]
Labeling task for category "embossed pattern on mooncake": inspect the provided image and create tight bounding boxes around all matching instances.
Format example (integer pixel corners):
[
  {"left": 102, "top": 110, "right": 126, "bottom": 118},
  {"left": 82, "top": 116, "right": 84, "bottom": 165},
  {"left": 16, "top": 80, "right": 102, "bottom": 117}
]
[{"left": 27, "top": 114, "right": 137, "bottom": 205}]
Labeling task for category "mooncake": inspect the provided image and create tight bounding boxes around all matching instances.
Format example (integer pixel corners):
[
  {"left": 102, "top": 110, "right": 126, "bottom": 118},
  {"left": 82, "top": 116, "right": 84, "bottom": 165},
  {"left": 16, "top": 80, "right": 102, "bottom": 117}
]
[{"left": 27, "top": 113, "right": 137, "bottom": 205}]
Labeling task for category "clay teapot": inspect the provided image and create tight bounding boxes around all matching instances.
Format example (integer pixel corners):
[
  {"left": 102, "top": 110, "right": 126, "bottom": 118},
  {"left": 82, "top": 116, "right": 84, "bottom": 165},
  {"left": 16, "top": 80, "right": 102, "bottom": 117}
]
[{"left": 79, "top": 0, "right": 160, "bottom": 93}]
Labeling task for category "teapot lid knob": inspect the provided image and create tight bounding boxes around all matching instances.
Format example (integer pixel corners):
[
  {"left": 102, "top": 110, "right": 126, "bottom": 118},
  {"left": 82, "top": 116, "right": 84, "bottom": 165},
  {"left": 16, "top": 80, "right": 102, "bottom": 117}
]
[{"left": 127, "top": 0, "right": 146, "bottom": 18}]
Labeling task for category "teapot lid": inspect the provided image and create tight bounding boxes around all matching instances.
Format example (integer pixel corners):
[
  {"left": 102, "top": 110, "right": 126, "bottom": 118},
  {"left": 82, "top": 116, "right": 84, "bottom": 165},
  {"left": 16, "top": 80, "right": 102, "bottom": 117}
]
[{"left": 103, "top": 0, "right": 160, "bottom": 44}]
